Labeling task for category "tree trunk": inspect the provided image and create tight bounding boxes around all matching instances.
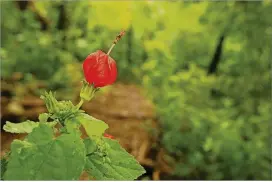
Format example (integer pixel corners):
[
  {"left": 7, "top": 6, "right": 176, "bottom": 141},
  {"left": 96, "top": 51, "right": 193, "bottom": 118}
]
[
  {"left": 207, "top": 34, "right": 225, "bottom": 75},
  {"left": 56, "top": 3, "right": 68, "bottom": 30},
  {"left": 56, "top": 3, "right": 69, "bottom": 50},
  {"left": 208, "top": 33, "right": 226, "bottom": 97}
]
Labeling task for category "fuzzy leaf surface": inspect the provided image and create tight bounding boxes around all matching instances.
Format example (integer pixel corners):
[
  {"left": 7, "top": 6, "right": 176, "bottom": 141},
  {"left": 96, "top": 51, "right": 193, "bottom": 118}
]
[
  {"left": 85, "top": 138, "right": 146, "bottom": 180},
  {"left": 3, "top": 120, "right": 57, "bottom": 134},
  {"left": 4, "top": 123, "right": 86, "bottom": 180}
]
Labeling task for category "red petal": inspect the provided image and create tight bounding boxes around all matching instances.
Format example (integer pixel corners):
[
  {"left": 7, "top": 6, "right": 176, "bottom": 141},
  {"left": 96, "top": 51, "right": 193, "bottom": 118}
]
[
  {"left": 104, "top": 133, "right": 114, "bottom": 139},
  {"left": 83, "top": 50, "right": 117, "bottom": 87}
]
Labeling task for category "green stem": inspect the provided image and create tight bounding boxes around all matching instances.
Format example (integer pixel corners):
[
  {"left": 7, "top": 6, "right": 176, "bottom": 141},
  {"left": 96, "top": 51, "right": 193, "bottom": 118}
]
[{"left": 76, "top": 99, "right": 84, "bottom": 109}]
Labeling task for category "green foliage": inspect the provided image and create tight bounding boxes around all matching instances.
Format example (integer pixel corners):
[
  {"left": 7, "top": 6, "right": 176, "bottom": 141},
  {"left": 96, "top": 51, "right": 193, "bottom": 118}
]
[
  {"left": 84, "top": 138, "right": 146, "bottom": 180},
  {"left": 3, "top": 120, "right": 57, "bottom": 134},
  {"left": 1, "top": 1, "right": 271, "bottom": 180},
  {"left": 4, "top": 124, "right": 86, "bottom": 180},
  {"left": 1, "top": 1, "right": 82, "bottom": 91},
  {"left": 40, "top": 91, "right": 83, "bottom": 124},
  {"left": 38, "top": 113, "right": 50, "bottom": 122},
  {"left": 1, "top": 154, "right": 9, "bottom": 180},
  {"left": 134, "top": 1, "right": 272, "bottom": 180},
  {"left": 76, "top": 113, "right": 109, "bottom": 138},
  {"left": 2, "top": 90, "right": 145, "bottom": 180},
  {"left": 145, "top": 64, "right": 270, "bottom": 180}
]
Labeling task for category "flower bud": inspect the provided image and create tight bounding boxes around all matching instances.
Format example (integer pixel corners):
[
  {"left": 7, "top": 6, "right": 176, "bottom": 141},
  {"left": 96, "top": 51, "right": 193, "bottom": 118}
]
[
  {"left": 80, "top": 80, "right": 99, "bottom": 102},
  {"left": 40, "top": 91, "right": 59, "bottom": 114}
]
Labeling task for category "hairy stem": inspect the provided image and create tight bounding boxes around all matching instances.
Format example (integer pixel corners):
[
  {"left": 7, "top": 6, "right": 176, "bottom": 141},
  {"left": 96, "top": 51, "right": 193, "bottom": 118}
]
[{"left": 76, "top": 99, "right": 84, "bottom": 109}]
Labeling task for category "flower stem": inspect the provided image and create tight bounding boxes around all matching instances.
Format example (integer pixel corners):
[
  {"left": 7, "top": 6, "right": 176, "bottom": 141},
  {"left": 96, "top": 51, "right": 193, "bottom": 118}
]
[
  {"left": 107, "top": 44, "right": 116, "bottom": 55},
  {"left": 76, "top": 99, "right": 84, "bottom": 109},
  {"left": 107, "top": 30, "right": 126, "bottom": 55}
]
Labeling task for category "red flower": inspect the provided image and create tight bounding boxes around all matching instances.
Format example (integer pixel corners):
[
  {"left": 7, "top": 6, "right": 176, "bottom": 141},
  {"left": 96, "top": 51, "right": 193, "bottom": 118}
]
[
  {"left": 104, "top": 133, "right": 114, "bottom": 139},
  {"left": 83, "top": 50, "right": 117, "bottom": 88}
]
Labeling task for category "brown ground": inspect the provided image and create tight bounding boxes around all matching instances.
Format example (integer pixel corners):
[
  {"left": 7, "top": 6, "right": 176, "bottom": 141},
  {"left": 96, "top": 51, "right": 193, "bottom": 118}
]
[{"left": 1, "top": 81, "right": 173, "bottom": 180}]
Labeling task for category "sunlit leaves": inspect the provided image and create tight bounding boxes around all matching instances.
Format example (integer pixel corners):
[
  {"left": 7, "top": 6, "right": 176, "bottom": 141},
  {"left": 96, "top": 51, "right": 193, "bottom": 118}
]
[{"left": 88, "top": 1, "right": 132, "bottom": 30}]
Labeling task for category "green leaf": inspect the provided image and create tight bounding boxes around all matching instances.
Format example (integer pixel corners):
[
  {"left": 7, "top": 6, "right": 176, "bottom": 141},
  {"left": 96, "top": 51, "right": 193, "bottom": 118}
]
[
  {"left": 25, "top": 123, "right": 55, "bottom": 145},
  {"left": 3, "top": 120, "right": 38, "bottom": 133},
  {"left": 85, "top": 138, "right": 146, "bottom": 180},
  {"left": 4, "top": 123, "right": 86, "bottom": 180},
  {"left": 84, "top": 138, "right": 97, "bottom": 155},
  {"left": 38, "top": 113, "right": 50, "bottom": 122},
  {"left": 76, "top": 113, "right": 108, "bottom": 137},
  {"left": 1, "top": 153, "right": 9, "bottom": 180},
  {"left": 1, "top": 159, "right": 8, "bottom": 180},
  {"left": 63, "top": 119, "right": 81, "bottom": 134},
  {"left": 3, "top": 120, "right": 57, "bottom": 134}
]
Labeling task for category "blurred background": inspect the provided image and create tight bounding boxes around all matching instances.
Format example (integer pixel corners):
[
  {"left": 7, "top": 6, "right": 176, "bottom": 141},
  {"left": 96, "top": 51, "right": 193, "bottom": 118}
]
[{"left": 1, "top": 0, "right": 271, "bottom": 180}]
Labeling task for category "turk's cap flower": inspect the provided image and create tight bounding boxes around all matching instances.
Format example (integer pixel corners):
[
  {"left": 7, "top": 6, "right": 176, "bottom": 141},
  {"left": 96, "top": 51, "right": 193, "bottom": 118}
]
[
  {"left": 82, "top": 30, "right": 125, "bottom": 88},
  {"left": 83, "top": 50, "right": 117, "bottom": 88}
]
